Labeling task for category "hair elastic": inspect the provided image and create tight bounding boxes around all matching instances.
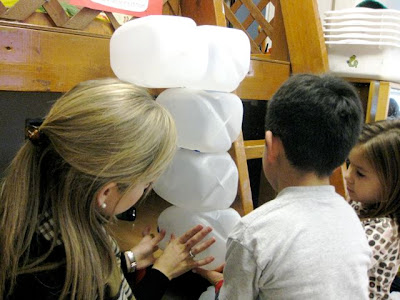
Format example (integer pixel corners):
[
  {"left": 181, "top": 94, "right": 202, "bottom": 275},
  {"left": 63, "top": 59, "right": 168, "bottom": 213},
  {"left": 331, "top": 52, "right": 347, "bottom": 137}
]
[{"left": 25, "top": 118, "right": 48, "bottom": 146}]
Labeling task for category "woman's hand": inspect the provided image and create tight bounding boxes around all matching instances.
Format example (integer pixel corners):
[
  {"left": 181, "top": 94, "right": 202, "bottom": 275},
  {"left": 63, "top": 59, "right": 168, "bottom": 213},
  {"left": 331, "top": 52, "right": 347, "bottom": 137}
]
[
  {"left": 193, "top": 264, "right": 224, "bottom": 285},
  {"left": 129, "top": 226, "right": 166, "bottom": 270},
  {"left": 152, "top": 225, "right": 216, "bottom": 280}
]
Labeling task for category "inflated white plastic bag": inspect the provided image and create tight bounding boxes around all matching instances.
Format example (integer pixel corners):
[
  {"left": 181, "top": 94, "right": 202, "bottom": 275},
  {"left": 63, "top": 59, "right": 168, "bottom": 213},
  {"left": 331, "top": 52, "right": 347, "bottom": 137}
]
[
  {"left": 158, "top": 206, "right": 241, "bottom": 270},
  {"left": 110, "top": 15, "right": 208, "bottom": 88},
  {"left": 156, "top": 88, "right": 243, "bottom": 153},
  {"left": 153, "top": 148, "right": 238, "bottom": 211}
]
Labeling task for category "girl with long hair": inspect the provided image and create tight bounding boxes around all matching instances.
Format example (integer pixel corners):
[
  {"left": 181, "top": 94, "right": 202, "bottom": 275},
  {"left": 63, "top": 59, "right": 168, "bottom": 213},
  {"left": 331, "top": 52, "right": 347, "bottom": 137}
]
[{"left": 345, "top": 119, "right": 400, "bottom": 299}]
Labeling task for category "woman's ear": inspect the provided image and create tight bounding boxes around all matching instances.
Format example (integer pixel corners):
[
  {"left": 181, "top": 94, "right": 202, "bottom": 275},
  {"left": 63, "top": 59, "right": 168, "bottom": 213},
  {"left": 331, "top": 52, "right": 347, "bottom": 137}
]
[{"left": 96, "top": 182, "right": 118, "bottom": 209}]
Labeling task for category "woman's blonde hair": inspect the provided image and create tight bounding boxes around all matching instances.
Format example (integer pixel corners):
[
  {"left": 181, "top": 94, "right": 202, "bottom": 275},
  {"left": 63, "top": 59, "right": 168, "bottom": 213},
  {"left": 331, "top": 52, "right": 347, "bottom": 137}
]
[
  {"left": 356, "top": 119, "right": 400, "bottom": 222},
  {"left": 0, "top": 78, "right": 177, "bottom": 299}
]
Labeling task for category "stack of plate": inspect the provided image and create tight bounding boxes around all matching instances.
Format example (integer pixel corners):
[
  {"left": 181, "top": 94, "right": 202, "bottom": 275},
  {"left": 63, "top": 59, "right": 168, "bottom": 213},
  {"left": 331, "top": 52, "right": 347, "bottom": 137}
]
[{"left": 323, "top": 8, "right": 400, "bottom": 82}]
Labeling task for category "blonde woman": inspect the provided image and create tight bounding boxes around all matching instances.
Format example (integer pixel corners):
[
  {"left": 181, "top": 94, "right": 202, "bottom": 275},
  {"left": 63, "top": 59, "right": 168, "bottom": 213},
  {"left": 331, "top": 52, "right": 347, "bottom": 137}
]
[{"left": 0, "top": 78, "right": 215, "bottom": 299}]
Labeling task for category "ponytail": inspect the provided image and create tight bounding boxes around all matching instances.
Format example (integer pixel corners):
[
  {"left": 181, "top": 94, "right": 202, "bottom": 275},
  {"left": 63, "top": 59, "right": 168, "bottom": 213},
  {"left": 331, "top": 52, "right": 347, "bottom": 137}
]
[{"left": 0, "top": 141, "right": 42, "bottom": 296}]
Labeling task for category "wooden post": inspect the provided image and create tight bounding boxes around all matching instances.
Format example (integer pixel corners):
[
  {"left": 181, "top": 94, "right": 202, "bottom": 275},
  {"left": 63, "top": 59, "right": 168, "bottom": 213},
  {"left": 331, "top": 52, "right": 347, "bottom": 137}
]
[
  {"left": 180, "top": 0, "right": 226, "bottom": 26},
  {"left": 280, "top": 0, "right": 329, "bottom": 74}
]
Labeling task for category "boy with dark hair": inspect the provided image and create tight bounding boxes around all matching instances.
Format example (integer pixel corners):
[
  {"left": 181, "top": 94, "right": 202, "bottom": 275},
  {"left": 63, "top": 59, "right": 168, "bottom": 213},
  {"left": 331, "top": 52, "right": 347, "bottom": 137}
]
[
  {"left": 265, "top": 73, "right": 363, "bottom": 177},
  {"left": 197, "top": 74, "right": 372, "bottom": 299}
]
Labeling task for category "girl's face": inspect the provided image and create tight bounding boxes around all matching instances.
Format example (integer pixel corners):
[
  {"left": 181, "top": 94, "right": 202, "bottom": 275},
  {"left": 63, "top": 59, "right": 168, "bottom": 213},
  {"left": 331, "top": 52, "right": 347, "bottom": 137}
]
[{"left": 345, "top": 146, "right": 382, "bottom": 204}]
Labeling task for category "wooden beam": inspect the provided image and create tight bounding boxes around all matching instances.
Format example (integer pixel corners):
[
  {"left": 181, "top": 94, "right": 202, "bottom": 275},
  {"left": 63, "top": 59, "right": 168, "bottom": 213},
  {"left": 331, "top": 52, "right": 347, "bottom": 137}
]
[
  {"left": 374, "top": 82, "right": 391, "bottom": 121},
  {"left": 223, "top": 1, "right": 261, "bottom": 53},
  {"left": 0, "top": 24, "right": 115, "bottom": 92},
  {"left": 234, "top": 56, "right": 290, "bottom": 100},
  {"left": 63, "top": 7, "right": 101, "bottom": 30},
  {"left": 42, "top": 0, "right": 69, "bottom": 27},
  {"left": 180, "top": 0, "right": 226, "bottom": 26},
  {"left": 0, "top": 13, "right": 114, "bottom": 36},
  {"left": 0, "top": 1, "right": 7, "bottom": 15},
  {"left": 241, "top": 0, "right": 270, "bottom": 31},
  {"left": 0, "top": 0, "right": 46, "bottom": 21},
  {"left": 104, "top": 11, "right": 121, "bottom": 30},
  {"left": 269, "top": 0, "right": 289, "bottom": 61},
  {"left": 244, "top": 139, "right": 265, "bottom": 160},
  {"left": 280, "top": 0, "right": 328, "bottom": 74},
  {"left": 241, "top": 0, "right": 273, "bottom": 37},
  {"left": 162, "top": 0, "right": 181, "bottom": 16},
  {"left": 229, "top": 131, "right": 254, "bottom": 215}
]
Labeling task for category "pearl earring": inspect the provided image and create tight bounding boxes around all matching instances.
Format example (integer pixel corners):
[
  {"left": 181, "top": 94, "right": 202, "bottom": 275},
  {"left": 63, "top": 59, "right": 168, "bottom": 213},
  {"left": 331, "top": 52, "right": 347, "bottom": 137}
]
[{"left": 101, "top": 202, "right": 107, "bottom": 209}]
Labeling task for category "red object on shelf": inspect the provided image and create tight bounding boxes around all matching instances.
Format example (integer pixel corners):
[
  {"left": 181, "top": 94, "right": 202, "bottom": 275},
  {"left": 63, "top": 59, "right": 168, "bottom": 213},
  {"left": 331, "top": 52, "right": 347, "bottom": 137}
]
[{"left": 69, "top": 0, "right": 162, "bottom": 17}]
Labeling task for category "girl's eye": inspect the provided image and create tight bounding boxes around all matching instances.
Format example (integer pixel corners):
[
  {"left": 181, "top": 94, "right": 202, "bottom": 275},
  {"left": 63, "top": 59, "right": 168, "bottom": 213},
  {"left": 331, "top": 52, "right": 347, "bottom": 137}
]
[
  {"left": 356, "top": 170, "right": 365, "bottom": 177},
  {"left": 345, "top": 159, "right": 350, "bottom": 168}
]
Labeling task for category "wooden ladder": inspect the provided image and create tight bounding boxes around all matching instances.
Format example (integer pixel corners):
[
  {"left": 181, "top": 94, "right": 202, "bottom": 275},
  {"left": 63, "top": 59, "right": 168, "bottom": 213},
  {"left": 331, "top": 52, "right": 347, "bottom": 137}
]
[{"left": 181, "top": 0, "right": 339, "bottom": 216}]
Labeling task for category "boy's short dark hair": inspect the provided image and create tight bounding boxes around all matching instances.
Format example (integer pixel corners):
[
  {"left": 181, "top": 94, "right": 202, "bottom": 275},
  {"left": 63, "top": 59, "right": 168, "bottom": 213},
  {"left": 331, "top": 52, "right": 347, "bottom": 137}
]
[{"left": 265, "top": 73, "right": 363, "bottom": 177}]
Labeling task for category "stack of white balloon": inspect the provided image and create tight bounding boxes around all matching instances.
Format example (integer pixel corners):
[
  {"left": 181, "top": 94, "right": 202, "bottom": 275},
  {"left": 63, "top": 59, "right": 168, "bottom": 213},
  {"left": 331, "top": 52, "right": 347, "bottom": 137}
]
[{"left": 110, "top": 15, "right": 250, "bottom": 275}]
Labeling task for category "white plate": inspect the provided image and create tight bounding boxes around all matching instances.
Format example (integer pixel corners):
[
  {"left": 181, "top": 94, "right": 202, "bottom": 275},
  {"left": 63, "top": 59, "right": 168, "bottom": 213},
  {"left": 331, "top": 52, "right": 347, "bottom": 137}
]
[
  {"left": 324, "top": 34, "right": 400, "bottom": 44},
  {"left": 324, "top": 21, "right": 400, "bottom": 32},
  {"left": 323, "top": 27, "right": 400, "bottom": 36},
  {"left": 324, "top": 15, "right": 400, "bottom": 24},
  {"left": 325, "top": 40, "right": 400, "bottom": 47}
]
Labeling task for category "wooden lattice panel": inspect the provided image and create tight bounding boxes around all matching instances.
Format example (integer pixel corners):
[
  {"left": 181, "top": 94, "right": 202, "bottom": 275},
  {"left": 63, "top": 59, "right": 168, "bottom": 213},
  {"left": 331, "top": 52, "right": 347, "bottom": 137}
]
[
  {"left": 0, "top": 0, "right": 105, "bottom": 30},
  {"left": 0, "top": 0, "right": 181, "bottom": 32},
  {"left": 224, "top": 0, "right": 277, "bottom": 54},
  {"left": 163, "top": 0, "right": 181, "bottom": 16}
]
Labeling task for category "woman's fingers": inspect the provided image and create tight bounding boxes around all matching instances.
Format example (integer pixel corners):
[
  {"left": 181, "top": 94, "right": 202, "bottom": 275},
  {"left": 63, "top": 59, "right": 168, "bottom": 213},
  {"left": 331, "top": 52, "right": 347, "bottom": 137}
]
[
  {"left": 213, "top": 264, "right": 225, "bottom": 273},
  {"left": 190, "top": 237, "right": 216, "bottom": 256},
  {"left": 184, "top": 226, "right": 213, "bottom": 250},
  {"left": 153, "top": 229, "right": 166, "bottom": 244},
  {"left": 142, "top": 226, "right": 151, "bottom": 237},
  {"left": 193, "top": 256, "right": 215, "bottom": 268},
  {"left": 192, "top": 267, "right": 224, "bottom": 285},
  {"left": 139, "top": 227, "right": 166, "bottom": 247},
  {"left": 151, "top": 226, "right": 217, "bottom": 280},
  {"left": 178, "top": 224, "right": 204, "bottom": 244}
]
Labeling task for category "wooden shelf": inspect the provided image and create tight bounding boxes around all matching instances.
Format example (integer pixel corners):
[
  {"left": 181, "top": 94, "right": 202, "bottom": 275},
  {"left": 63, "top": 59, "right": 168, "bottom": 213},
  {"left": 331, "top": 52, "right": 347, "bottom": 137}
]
[
  {"left": 345, "top": 78, "right": 400, "bottom": 122},
  {"left": 0, "top": 21, "right": 114, "bottom": 92}
]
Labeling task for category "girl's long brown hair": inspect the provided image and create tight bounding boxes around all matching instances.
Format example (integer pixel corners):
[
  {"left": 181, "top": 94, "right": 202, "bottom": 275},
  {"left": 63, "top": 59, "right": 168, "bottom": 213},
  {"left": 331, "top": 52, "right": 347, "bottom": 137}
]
[
  {"left": 356, "top": 119, "right": 400, "bottom": 224},
  {"left": 0, "top": 78, "right": 177, "bottom": 299}
]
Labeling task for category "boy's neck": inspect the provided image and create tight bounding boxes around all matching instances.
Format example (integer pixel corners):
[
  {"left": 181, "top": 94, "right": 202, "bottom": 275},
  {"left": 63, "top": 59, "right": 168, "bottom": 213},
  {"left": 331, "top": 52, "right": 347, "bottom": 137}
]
[{"left": 275, "top": 161, "right": 330, "bottom": 193}]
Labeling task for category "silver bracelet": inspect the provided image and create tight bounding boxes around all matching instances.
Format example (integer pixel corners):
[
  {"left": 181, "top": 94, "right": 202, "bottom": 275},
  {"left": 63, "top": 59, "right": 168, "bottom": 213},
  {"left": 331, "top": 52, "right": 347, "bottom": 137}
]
[{"left": 124, "top": 250, "right": 137, "bottom": 273}]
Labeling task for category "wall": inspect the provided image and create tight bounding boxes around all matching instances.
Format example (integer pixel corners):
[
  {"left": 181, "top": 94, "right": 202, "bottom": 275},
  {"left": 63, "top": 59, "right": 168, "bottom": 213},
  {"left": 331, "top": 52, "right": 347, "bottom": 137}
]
[
  {"left": 317, "top": 0, "right": 400, "bottom": 17},
  {"left": 0, "top": 91, "right": 60, "bottom": 175},
  {"left": 375, "top": 0, "right": 400, "bottom": 9}
]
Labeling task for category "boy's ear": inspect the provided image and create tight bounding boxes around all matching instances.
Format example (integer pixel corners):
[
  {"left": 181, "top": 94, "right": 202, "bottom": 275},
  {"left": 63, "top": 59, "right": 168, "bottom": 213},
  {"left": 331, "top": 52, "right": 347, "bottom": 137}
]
[
  {"left": 265, "top": 130, "right": 282, "bottom": 163},
  {"left": 96, "top": 182, "right": 118, "bottom": 208}
]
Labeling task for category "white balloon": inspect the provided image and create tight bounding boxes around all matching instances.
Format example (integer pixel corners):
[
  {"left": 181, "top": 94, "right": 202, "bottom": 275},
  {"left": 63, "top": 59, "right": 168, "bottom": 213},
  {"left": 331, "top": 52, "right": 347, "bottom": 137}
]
[
  {"left": 110, "top": 15, "right": 208, "bottom": 88},
  {"left": 156, "top": 88, "right": 243, "bottom": 153},
  {"left": 157, "top": 206, "right": 241, "bottom": 270},
  {"left": 153, "top": 149, "right": 238, "bottom": 211}
]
